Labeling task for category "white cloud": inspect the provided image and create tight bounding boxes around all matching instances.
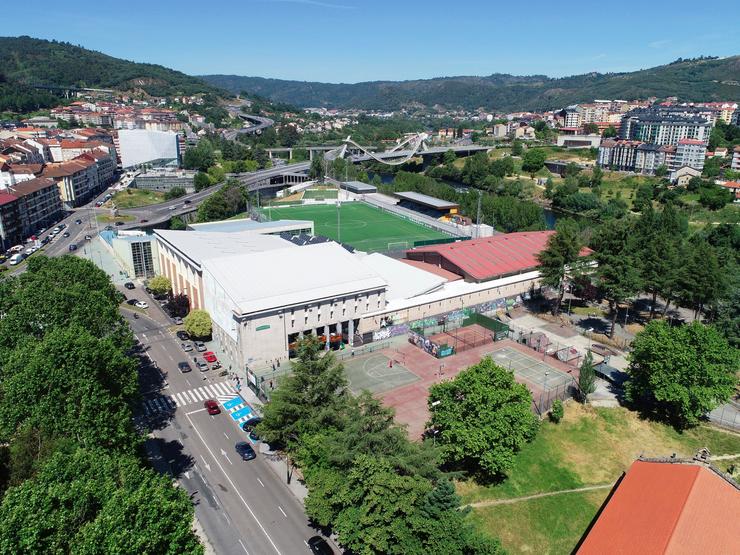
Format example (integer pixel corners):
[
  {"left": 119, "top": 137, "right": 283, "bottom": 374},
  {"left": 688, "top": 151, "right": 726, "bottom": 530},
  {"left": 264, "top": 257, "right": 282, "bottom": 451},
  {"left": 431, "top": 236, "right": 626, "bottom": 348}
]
[{"left": 648, "top": 39, "right": 671, "bottom": 49}]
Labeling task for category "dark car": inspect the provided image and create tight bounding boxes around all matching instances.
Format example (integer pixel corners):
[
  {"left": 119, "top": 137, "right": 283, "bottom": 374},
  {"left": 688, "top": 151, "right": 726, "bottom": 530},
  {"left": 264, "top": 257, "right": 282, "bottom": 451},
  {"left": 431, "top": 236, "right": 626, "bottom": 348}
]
[
  {"left": 68, "top": 244, "right": 77, "bottom": 252},
  {"left": 126, "top": 298, "right": 138, "bottom": 306},
  {"left": 84, "top": 235, "right": 92, "bottom": 241},
  {"left": 75, "top": 218, "right": 82, "bottom": 225},
  {"left": 241, "top": 416, "right": 262, "bottom": 441},
  {"left": 307, "top": 536, "right": 334, "bottom": 555},
  {"left": 178, "top": 362, "right": 192, "bottom": 373},
  {"left": 176, "top": 330, "right": 190, "bottom": 341},
  {"left": 62, "top": 232, "right": 70, "bottom": 238},
  {"left": 140, "top": 219, "right": 149, "bottom": 223},
  {"left": 235, "top": 441, "right": 256, "bottom": 461},
  {"left": 115, "top": 221, "right": 124, "bottom": 226},
  {"left": 183, "top": 199, "right": 191, "bottom": 204},
  {"left": 124, "top": 282, "right": 135, "bottom": 290},
  {"left": 204, "top": 399, "right": 220, "bottom": 415},
  {"left": 41, "top": 236, "right": 51, "bottom": 245},
  {"left": 104, "top": 226, "right": 113, "bottom": 231}
]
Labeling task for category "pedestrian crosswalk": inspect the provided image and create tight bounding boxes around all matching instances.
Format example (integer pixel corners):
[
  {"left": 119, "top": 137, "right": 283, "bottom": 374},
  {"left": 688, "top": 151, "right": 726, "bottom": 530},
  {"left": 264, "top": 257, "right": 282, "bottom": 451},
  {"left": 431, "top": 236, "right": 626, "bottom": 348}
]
[{"left": 143, "top": 381, "right": 235, "bottom": 415}]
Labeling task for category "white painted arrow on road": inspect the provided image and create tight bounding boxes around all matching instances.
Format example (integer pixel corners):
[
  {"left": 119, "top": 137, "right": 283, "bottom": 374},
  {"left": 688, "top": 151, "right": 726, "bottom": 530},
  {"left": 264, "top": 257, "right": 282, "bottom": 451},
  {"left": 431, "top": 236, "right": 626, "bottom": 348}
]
[
  {"left": 220, "top": 448, "right": 233, "bottom": 465},
  {"left": 200, "top": 456, "right": 211, "bottom": 472}
]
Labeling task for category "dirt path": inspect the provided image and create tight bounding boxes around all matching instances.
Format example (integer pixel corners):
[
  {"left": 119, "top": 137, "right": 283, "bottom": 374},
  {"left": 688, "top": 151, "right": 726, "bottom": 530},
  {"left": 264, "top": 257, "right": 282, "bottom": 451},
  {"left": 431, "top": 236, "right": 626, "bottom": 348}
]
[{"left": 468, "top": 483, "right": 616, "bottom": 508}]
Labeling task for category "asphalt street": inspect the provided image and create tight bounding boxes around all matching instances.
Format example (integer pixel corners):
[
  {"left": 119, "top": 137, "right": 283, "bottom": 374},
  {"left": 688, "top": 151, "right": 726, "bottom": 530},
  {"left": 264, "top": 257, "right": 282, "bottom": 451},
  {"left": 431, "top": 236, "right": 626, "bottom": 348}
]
[{"left": 124, "top": 296, "right": 324, "bottom": 555}]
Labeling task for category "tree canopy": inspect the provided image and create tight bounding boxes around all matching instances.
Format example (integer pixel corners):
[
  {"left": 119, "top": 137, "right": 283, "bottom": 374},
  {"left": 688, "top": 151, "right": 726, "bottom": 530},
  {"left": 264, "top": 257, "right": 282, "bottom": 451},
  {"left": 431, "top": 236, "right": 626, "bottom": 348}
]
[
  {"left": 427, "top": 357, "right": 538, "bottom": 478},
  {"left": 183, "top": 309, "right": 212, "bottom": 338},
  {"left": 625, "top": 321, "right": 738, "bottom": 428}
]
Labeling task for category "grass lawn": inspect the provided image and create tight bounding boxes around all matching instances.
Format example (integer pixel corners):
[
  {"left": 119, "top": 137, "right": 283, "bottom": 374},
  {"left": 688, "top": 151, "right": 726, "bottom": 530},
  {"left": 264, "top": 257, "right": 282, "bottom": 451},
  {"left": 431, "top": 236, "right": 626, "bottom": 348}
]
[
  {"left": 459, "top": 403, "right": 740, "bottom": 554},
  {"left": 262, "top": 202, "right": 450, "bottom": 252},
  {"left": 97, "top": 214, "right": 136, "bottom": 224},
  {"left": 470, "top": 489, "right": 609, "bottom": 555},
  {"left": 108, "top": 188, "right": 166, "bottom": 209},
  {"left": 303, "top": 188, "right": 338, "bottom": 200}
]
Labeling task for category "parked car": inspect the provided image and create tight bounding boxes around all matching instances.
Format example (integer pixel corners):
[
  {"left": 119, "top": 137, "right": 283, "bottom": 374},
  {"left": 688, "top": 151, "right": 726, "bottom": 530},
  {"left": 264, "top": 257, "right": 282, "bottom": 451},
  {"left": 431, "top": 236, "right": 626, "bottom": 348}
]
[
  {"left": 195, "top": 342, "right": 207, "bottom": 352},
  {"left": 203, "top": 351, "right": 218, "bottom": 363},
  {"left": 234, "top": 441, "right": 256, "bottom": 461},
  {"left": 204, "top": 399, "right": 220, "bottom": 415},
  {"left": 9, "top": 245, "right": 24, "bottom": 253},
  {"left": 126, "top": 299, "right": 138, "bottom": 306},
  {"left": 8, "top": 253, "right": 26, "bottom": 265},
  {"left": 62, "top": 232, "right": 70, "bottom": 238},
  {"left": 115, "top": 221, "right": 124, "bottom": 226},
  {"left": 75, "top": 218, "right": 82, "bottom": 225},
  {"left": 177, "top": 362, "right": 192, "bottom": 374},
  {"left": 84, "top": 235, "right": 92, "bottom": 241},
  {"left": 68, "top": 244, "right": 78, "bottom": 252},
  {"left": 124, "top": 282, "right": 135, "bottom": 290},
  {"left": 176, "top": 330, "right": 190, "bottom": 341},
  {"left": 241, "top": 416, "right": 262, "bottom": 441},
  {"left": 194, "top": 358, "right": 208, "bottom": 372},
  {"left": 181, "top": 342, "right": 193, "bottom": 352},
  {"left": 134, "top": 300, "right": 149, "bottom": 309},
  {"left": 172, "top": 316, "right": 183, "bottom": 325},
  {"left": 307, "top": 536, "right": 334, "bottom": 555},
  {"left": 41, "top": 236, "right": 51, "bottom": 245}
]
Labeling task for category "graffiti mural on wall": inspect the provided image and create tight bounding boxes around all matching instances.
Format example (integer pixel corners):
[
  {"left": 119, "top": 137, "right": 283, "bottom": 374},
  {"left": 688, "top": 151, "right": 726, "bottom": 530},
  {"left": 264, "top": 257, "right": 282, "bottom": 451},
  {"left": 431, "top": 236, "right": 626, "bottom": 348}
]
[
  {"left": 409, "top": 330, "right": 441, "bottom": 357},
  {"left": 372, "top": 324, "right": 409, "bottom": 342}
]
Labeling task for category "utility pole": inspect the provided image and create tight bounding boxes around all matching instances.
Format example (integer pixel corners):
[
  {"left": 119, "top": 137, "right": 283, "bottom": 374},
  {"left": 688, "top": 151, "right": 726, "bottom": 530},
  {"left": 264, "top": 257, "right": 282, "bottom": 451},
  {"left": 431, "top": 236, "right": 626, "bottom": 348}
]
[
  {"left": 337, "top": 199, "right": 341, "bottom": 243},
  {"left": 475, "top": 189, "right": 482, "bottom": 239}
]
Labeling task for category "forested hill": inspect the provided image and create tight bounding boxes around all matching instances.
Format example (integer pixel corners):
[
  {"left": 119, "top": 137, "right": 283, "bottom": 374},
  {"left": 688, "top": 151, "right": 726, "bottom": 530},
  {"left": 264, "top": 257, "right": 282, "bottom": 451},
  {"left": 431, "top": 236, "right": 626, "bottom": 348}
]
[
  {"left": 0, "top": 36, "right": 226, "bottom": 98},
  {"left": 202, "top": 56, "right": 740, "bottom": 111}
]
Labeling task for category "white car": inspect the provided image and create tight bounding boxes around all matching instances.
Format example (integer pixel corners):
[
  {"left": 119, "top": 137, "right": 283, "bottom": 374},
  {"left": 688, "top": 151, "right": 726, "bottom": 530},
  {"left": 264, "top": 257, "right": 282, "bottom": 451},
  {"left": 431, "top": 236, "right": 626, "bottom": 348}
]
[
  {"left": 134, "top": 301, "right": 149, "bottom": 309},
  {"left": 168, "top": 205, "right": 177, "bottom": 210}
]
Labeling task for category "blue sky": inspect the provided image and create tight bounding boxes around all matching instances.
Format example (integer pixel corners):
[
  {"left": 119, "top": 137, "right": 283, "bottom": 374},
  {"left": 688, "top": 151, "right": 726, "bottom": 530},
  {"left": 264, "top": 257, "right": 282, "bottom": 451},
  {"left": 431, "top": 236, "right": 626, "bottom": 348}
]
[{"left": 6, "top": 0, "right": 739, "bottom": 82}]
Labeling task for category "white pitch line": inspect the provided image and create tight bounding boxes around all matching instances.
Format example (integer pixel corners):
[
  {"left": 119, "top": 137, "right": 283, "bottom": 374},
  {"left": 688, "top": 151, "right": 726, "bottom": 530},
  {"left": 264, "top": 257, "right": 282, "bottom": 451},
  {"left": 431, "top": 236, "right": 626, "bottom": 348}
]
[{"left": 186, "top": 413, "right": 281, "bottom": 555}]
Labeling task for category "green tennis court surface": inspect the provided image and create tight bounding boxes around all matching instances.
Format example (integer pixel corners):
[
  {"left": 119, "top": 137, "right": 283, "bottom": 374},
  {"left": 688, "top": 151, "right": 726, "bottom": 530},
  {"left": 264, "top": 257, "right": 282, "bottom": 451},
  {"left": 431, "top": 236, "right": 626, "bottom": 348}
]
[
  {"left": 489, "top": 346, "right": 573, "bottom": 392},
  {"left": 343, "top": 353, "right": 420, "bottom": 394},
  {"left": 263, "top": 202, "right": 450, "bottom": 252}
]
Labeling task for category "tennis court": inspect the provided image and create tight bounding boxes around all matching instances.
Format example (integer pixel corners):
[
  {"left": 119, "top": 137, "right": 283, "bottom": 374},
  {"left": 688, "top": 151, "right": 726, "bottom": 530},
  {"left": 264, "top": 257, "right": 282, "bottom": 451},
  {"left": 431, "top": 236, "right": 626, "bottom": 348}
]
[
  {"left": 262, "top": 202, "right": 450, "bottom": 252},
  {"left": 343, "top": 352, "right": 420, "bottom": 394},
  {"left": 489, "top": 346, "right": 573, "bottom": 392}
]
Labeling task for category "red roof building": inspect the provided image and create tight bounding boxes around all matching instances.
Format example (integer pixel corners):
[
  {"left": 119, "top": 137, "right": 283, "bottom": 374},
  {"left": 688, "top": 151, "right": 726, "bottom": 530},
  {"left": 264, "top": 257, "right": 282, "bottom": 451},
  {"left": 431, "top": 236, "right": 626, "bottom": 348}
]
[
  {"left": 578, "top": 458, "right": 740, "bottom": 555},
  {"left": 405, "top": 231, "right": 592, "bottom": 283}
]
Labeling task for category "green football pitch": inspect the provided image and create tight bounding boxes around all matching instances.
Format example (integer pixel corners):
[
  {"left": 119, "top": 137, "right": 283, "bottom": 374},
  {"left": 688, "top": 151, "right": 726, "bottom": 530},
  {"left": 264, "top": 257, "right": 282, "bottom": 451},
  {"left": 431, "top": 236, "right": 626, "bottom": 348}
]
[{"left": 262, "top": 202, "right": 450, "bottom": 252}]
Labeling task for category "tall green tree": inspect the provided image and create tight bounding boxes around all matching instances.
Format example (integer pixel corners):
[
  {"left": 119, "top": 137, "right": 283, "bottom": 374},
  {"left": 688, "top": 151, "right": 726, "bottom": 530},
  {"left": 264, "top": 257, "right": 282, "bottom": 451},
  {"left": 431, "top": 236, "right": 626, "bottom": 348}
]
[
  {"left": 593, "top": 220, "right": 642, "bottom": 338},
  {"left": 258, "top": 338, "right": 348, "bottom": 448},
  {"left": 578, "top": 351, "right": 596, "bottom": 402},
  {"left": 521, "top": 148, "right": 546, "bottom": 177},
  {"left": 536, "top": 219, "right": 584, "bottom": 316},
  {"left": 427, "top": 357, "right": 538, "bottom": 478},
  {"left": 625, "top": 321, "right": 738, "bottom": 428},
  {"left": 0, "top": 446, "right": 202, "bottom": 554}
]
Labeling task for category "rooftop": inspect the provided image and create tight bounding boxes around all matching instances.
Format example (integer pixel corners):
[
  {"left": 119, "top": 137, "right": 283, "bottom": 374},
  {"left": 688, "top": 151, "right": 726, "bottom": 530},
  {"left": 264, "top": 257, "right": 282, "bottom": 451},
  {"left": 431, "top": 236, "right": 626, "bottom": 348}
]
[
  {"left": 357, "top": 252, "right": 445, "bottom": 301},
  {"left": 202, "top": 242, "right": 387, "bottom": 315},
  {"left": 406, "top": 231, "right": 592, "bottom": 282},
  {"left": 578, "top": 458, "right": 740, "bottom": 555},
  {"left": 154, "top": 229, "right": 294, "bottom": 269},
  {"left": 186, "top": 218, "right": 311, "bottom": 234},
  {"left": 394, "top": 191, "right": 459, "bottom": 210}
]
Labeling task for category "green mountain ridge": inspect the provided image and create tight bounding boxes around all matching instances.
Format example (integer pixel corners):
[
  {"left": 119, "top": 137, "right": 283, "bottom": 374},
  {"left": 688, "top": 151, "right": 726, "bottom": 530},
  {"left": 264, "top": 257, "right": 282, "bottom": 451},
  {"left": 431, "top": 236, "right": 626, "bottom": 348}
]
[
  {"left": 0, "top": 36, "right": 226, "bottom": 99},
  {"left": 201, "top": 56, "right": 740, "bottom": 111}
]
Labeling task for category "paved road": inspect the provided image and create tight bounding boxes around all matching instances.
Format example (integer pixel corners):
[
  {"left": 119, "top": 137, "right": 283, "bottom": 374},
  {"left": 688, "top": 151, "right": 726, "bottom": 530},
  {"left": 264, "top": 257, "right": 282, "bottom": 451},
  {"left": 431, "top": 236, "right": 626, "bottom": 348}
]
[{"left": 125, "top": 296, "right": 324, "bottom": 555}]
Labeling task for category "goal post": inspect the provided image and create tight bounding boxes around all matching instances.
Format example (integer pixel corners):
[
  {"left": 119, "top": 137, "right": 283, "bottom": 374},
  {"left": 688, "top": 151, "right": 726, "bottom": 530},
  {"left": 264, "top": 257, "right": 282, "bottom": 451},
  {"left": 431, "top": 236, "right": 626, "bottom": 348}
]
[{"left": 387, "top": 241, "right": 409, "bottom": 251}]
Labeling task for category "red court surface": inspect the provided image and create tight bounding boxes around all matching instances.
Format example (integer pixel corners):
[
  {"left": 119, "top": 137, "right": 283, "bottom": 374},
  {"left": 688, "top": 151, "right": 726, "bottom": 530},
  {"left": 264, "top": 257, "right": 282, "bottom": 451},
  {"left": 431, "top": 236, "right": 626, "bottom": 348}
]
[{"left": 377, "top": 337, "right": 579, "bottom": 440}]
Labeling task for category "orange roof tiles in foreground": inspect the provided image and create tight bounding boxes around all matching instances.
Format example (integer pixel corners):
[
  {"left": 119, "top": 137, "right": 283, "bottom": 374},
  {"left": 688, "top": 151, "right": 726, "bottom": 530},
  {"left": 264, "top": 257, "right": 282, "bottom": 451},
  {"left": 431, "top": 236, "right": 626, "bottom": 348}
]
[
  {"left": 578, "top": 459, "right": 740, "bottom": 555},
  {"left": 399, "top": 258, "right": 463, "bottom": 282}
]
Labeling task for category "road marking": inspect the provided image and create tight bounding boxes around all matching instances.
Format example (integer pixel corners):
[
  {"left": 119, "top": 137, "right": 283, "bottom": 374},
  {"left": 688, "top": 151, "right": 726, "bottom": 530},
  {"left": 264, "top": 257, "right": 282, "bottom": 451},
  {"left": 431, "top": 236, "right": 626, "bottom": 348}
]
[
  {"left": 186, "top": 408, "right": 207, "bottom": 416},
  {"left": 199, "top": 456, "right": 211, "bottom": 472},
  {"left": 278, "top": 506, "right": 287, "bottom": 517},
  {"left": 238, "top": 539, "right": 250, "bottom": 555},
  {"left": 257, "top": 478, "right": 265, "bottom": 488},
  {"left": 223, "top": 432, "right": 229, "bottom": 439},
  {"left": 184, "top": 471, "right": 190, "bottom": 479},
  {"left": 186, "top": 413, "right": 281, "bottom": 554}
]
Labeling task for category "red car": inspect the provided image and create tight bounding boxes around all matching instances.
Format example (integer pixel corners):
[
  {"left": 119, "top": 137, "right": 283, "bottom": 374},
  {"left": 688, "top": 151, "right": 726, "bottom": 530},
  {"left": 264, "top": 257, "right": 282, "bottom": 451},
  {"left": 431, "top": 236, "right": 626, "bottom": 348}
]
[
  {"left": 204, "top": 399, "right": 220, "bottom": 415},
  {"left": 203, "top": 351, "right": 218, "bottom": 363}
]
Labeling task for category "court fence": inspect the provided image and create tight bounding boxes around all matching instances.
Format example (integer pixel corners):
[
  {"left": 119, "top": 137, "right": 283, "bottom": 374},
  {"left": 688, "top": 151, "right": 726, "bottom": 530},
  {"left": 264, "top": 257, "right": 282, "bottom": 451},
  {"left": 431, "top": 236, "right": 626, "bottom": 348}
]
[
  {"left": 507, "top": 323, "right": 588, "bottom": 370},
  {"left": 532, "top": 379, "right": 579, "bottom": 417}
]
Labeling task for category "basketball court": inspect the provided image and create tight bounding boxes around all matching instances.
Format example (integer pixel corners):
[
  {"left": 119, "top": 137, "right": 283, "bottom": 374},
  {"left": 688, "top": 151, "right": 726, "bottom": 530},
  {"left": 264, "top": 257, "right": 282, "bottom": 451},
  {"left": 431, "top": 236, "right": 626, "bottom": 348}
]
[
  {"left": 342, "top": 352, "right": 420, "bottom": 395},
  {"left": 488, "top": 346, "right": 573, "bottom": 392}
]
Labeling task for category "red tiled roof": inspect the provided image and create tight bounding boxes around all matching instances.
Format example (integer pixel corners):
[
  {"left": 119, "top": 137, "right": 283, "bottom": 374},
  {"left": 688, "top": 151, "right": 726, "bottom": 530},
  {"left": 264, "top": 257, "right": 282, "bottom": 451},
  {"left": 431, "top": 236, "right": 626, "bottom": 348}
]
[
  {"left": 720, "top": 181, "right": 740, "bottom": 190},
  {"left": 399, "top": 259, "right": 463, "bottom": 282},
  {"left": 578, "top": 460, "right": 740, "bottom": 555},
  {"left": 0, "top": 192, "right": 18, "bottom": 207},
  {"left": 678, "top": 138, "right": 705, "bottom": 145},
  {"left": 406, "top": 231, "right": 592, "bottom": 282}
]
